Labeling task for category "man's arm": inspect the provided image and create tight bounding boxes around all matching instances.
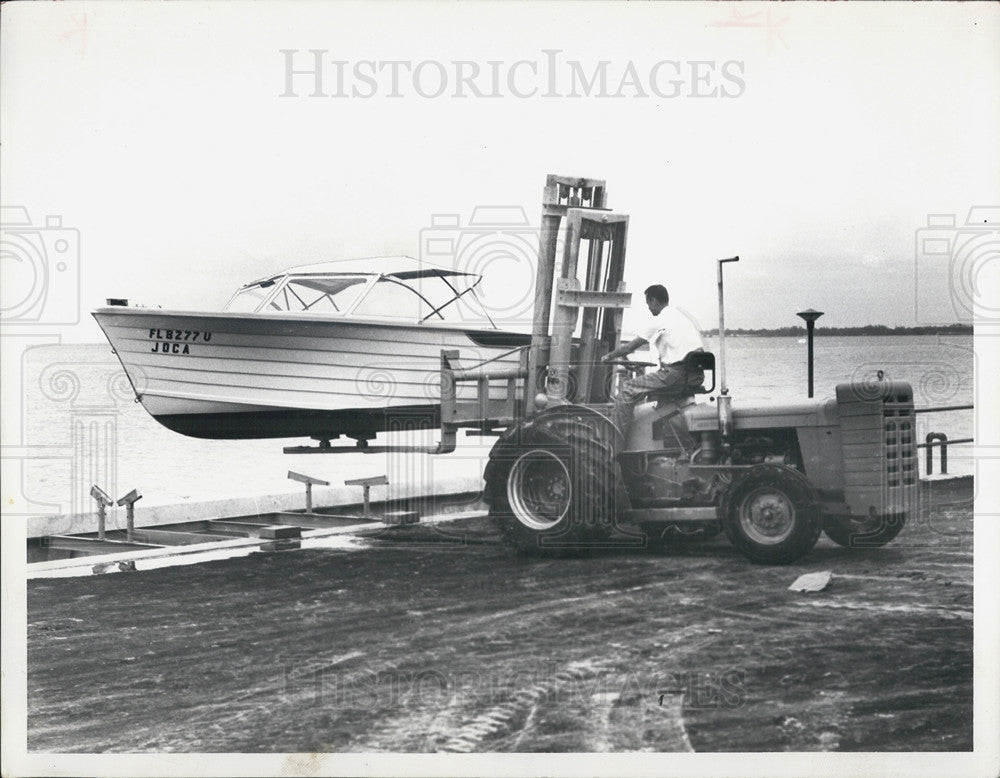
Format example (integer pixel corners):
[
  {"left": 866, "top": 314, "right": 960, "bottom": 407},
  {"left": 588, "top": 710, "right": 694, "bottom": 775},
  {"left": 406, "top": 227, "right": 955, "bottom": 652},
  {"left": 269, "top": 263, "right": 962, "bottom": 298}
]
[{"left": 601, "top": 336, "right": 647, "bottom": 363}]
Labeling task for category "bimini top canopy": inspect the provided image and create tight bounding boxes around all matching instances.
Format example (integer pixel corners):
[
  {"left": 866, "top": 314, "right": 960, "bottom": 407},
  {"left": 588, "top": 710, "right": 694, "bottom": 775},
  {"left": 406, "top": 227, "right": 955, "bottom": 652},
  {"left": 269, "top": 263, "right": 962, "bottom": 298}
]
[
  {"left": 244, "top": 255, "right": 473, "bottom": 286},
  {"left": 224, "top": 255, "right": 498, "bottom": 327}
]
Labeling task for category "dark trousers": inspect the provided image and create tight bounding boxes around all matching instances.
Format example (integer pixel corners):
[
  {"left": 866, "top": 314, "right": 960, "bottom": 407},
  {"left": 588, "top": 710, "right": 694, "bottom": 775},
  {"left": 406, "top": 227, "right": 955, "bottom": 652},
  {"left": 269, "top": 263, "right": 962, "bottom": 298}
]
[{"left": 612, "top": 362, "right": 702, "bottom": 433}]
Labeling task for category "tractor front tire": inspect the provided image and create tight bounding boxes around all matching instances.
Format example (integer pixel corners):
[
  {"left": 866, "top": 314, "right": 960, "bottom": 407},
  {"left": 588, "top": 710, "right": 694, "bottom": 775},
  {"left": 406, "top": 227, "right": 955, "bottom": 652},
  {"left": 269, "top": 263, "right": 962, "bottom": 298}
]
[
  {"left": 723, "top": 465, "right": 822, "bottom": 565},
  {"left": 484, "top": 416, "right": 618, "bottom": 557}
]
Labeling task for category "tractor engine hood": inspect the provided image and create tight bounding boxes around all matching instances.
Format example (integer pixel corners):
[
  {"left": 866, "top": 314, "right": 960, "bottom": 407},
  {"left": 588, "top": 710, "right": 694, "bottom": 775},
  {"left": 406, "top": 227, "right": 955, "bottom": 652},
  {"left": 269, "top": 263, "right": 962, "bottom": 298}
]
[{"left": 684, "top": 397, "right": 840, "bottom": 433}]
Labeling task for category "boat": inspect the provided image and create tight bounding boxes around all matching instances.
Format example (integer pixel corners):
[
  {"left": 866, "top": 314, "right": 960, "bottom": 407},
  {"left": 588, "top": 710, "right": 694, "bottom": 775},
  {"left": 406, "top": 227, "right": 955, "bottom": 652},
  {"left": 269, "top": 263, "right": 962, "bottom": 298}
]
[{"left": 93, "top": 256, "right": 530, "bottom": 441}]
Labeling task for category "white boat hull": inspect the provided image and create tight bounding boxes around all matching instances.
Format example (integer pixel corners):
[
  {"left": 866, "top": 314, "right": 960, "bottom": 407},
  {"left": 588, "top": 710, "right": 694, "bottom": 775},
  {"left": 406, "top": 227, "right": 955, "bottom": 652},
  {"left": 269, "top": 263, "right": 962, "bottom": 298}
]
[{"left": 93, "top": 309, "right": 528, "bottom": 440}]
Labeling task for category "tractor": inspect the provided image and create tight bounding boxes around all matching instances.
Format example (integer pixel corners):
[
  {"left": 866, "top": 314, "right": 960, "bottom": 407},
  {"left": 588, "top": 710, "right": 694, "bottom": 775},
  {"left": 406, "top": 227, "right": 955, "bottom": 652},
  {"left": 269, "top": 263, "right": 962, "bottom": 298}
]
[{"left": 439, "top": 174, "right": 917, "bottom": 564}]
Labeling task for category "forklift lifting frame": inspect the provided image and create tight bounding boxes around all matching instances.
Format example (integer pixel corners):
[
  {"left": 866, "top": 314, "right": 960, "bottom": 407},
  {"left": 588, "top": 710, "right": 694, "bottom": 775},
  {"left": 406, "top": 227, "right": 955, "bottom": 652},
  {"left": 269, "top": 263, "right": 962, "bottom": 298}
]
[{"left": 438, "top": 175, "right": 633, "bottom": 447}]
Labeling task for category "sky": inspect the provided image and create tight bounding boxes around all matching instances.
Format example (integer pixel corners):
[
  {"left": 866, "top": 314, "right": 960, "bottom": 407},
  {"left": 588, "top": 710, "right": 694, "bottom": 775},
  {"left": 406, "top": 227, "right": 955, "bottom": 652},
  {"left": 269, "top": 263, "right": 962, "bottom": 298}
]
[{"left": 1, "top": 2, "right": 998, "bottom": 340}]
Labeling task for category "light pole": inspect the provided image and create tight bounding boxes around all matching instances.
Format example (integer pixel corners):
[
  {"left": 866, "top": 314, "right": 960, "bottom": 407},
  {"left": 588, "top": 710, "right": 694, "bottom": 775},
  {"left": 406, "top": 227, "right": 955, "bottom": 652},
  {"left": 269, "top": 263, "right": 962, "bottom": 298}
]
[{"left": 796, "top": 308, "right": 824, "bottom": 398}]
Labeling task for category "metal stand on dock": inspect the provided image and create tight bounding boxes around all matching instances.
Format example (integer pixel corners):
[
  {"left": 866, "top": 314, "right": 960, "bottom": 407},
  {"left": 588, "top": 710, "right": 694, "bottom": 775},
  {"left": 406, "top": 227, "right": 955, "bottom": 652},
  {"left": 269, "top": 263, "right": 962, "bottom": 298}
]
[
  {"left": 90, "top": 485, "right": 113, "bottom": 541},
  {"left": 344, "top": 475, "right": 389, "bottom": 518},
  {"left": 287, "top": 470, "right": 330, "bottom": 513},
  {"left": 342, "top": 475, "right": 418, "bottom": 525},
  {"left": 116, "top": 489, "right": 142, "bottom": 542}
]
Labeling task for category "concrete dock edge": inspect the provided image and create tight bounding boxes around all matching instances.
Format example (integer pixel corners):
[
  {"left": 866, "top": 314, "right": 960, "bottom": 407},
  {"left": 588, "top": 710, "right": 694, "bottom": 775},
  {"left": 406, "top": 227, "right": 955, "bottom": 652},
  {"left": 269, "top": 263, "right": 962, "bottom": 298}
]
[{"left": 25, "top": 474, "right": 486, "bottom": 539}]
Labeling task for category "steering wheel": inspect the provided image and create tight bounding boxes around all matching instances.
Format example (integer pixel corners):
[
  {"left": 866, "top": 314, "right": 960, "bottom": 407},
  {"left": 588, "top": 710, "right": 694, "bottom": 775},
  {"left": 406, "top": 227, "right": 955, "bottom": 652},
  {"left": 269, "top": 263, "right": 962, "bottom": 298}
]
[{"left": 602, "top": 360, "right": 655, "bottom": 400}]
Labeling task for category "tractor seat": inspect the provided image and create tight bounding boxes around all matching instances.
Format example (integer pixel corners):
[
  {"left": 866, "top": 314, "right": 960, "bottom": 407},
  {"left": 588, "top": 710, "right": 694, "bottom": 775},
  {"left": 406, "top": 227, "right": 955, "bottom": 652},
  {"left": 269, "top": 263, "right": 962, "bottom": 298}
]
[{"left": 649, "top": 350, "right": 716, "bottom": 404}]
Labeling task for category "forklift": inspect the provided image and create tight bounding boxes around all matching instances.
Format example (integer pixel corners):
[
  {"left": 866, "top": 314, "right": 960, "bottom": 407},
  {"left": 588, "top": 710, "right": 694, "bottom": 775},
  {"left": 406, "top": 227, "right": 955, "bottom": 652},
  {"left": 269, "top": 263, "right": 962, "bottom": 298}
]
[{"left": 439, "top": 174, "right": 917, "bottom": 564}]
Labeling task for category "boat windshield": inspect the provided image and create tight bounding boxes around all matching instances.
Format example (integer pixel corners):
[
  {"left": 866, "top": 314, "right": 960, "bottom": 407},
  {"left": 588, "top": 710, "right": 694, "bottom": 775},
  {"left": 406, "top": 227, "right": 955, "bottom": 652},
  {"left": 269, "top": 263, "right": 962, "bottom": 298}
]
[
  {"left": 225, "top": 275, "right": 370, "bottom": 314},
  {"left": 226, "top": 284, "right": 275, "bottom": 313}
]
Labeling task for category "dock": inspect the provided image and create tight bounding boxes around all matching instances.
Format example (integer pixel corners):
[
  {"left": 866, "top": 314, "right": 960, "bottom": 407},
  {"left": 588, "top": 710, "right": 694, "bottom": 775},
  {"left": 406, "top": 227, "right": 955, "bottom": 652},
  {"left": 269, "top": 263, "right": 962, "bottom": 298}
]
[{"left": 27, "top": 472, "right": 486, "bottom": 579}]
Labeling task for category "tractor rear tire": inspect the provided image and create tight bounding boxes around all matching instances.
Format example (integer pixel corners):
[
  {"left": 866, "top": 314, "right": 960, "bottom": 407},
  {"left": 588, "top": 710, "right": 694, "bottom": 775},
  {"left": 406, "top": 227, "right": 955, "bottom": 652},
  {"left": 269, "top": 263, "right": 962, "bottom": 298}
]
[
  {"left": 723, "top": 465, "right": 822, "bottom": 565},
  {"left": 484, "top": 415, "right": 618, "bottom": 557},
  {"left": 823, "top": 514, "right": 906, "bottom": 548}
]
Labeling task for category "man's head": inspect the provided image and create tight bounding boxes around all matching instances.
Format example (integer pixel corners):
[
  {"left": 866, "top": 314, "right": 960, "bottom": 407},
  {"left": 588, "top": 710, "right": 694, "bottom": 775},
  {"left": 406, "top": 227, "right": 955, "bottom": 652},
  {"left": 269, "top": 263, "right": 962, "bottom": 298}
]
[{"left": 644, "top": 284, "right": 669, "bottom": 315}]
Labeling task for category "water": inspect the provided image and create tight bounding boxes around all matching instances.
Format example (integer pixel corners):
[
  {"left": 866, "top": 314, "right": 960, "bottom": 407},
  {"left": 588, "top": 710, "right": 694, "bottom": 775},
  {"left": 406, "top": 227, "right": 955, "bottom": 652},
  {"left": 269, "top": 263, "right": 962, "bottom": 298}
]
[{"left": 13, "top": 335, "right": 974, "bottom": 515}]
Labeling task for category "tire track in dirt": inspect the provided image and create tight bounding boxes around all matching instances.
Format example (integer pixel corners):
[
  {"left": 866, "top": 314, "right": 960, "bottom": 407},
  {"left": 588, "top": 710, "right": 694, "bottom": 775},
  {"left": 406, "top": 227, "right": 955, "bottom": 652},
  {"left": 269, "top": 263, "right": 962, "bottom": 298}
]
[
  {"left": 435, "top": 661, "right": 605, "bottom": 753},
  {"left": 27, "top": 480, "right": 973, "bottom": 753}
]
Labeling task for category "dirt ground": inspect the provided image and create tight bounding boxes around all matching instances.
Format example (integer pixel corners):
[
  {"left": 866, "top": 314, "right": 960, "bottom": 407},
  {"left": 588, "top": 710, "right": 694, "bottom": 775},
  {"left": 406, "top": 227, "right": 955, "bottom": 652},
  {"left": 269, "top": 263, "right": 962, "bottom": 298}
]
[{"left": 27, "top": 479, "right": 973, "bottom": 753}]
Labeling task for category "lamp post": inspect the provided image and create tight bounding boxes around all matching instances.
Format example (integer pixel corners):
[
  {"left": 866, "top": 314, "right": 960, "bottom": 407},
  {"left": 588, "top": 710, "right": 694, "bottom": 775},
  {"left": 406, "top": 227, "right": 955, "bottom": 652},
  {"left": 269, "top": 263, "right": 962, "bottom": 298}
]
[{"left": 796, "top": 308, "right": 824, "bottom": 398}]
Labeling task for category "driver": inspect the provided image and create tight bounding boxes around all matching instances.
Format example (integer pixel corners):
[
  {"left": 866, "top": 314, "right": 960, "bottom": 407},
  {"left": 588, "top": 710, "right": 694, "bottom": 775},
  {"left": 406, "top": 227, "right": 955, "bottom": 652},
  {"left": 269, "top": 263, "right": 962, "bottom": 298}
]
[{"left": 601, "top": 284, "right": 704, "bottom": 431}]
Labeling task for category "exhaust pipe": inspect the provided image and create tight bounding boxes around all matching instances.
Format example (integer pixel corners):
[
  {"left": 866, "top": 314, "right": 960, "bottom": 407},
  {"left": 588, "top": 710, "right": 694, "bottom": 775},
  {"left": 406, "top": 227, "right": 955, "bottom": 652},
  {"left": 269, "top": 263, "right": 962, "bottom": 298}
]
[{"left": 716, "top": 256, "right": 739, "bottom": 443}]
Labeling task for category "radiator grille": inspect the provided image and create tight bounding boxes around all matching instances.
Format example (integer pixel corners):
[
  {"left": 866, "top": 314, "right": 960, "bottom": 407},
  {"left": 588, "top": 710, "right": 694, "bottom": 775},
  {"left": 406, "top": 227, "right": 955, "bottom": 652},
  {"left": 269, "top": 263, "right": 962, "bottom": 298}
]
[
  {"left": 881, "top": 386, "right": 918, "bottom": 517},
  {"left": 884, "top": 392, "right": 917, "bottom": 488},
  {"left": 835, "top": 380, "right": 918, "bottom": 518}
]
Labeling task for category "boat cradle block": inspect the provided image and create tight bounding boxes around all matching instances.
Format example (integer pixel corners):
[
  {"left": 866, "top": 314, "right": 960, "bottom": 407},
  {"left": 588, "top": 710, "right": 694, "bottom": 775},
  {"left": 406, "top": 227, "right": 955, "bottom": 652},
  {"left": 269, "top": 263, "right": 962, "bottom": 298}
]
[
  {"left": 381, "top": 511, "right": 420, "bottom": 526},
  {"left": 258, "top": 525, "right": 302, "bottom": 540}
]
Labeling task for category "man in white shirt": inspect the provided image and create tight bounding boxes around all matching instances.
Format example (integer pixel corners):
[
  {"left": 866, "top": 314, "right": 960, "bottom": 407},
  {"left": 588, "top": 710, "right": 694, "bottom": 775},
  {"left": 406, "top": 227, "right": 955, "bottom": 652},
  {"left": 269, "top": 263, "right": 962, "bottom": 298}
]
[{"left": 601, "top": 284, "right": 704, "bottom": 432}]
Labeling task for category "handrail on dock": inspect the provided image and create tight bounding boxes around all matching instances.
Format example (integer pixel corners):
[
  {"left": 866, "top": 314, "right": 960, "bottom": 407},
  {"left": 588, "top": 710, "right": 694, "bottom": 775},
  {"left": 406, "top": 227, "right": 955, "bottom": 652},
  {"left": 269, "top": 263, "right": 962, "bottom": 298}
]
[
  {"left": 916, "top": 433, "right": 974, "bottom": 475},
  {"left": 910, "top": 403, "right": 973, "bottom": 475}
]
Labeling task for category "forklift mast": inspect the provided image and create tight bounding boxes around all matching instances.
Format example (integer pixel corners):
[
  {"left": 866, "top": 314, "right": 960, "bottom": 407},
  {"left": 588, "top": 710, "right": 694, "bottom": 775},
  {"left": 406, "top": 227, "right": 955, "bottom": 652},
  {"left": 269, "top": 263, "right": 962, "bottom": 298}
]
[
  {"left": 436, "top": 173, "right": 632, "bottom": 451},
  {"left": 525, "top": 175, "right": 632, "bottom": 414}
]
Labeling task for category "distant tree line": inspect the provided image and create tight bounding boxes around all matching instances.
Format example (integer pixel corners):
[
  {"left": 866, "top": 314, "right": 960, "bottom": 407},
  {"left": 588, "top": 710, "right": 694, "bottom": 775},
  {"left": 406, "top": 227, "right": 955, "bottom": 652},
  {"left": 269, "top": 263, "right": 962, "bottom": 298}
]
[{"left": 700, "top": 324, "right": 974, "bottom": 337}]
